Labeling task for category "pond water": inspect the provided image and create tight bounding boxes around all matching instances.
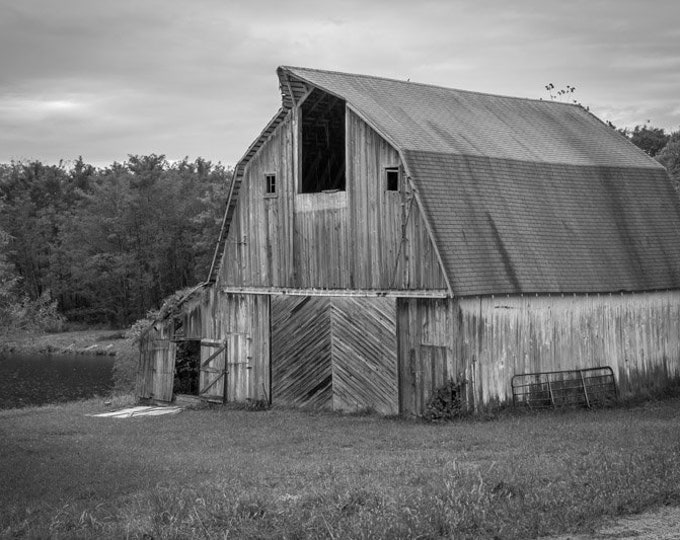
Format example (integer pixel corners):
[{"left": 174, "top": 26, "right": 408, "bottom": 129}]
[{"left": 0, "top": 353, "right": 115, "bottom": 409}]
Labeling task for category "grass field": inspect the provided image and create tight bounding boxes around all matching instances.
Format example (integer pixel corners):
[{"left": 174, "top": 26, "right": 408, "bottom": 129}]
[{"left": 1, "top": 396, "right": 680, "bottom": 539}]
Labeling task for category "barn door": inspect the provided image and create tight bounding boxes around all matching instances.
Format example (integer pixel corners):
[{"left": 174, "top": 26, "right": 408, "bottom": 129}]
[
  {"left": 198, "top": 334, "right": 252, "bottom": 402},
  {"left": 271, "top": 296, "right": 333, "bottom": 408},
  {"left": 199, "top": 339, "right": 227, "bottom": 401},
  {"left": 331, "top": 297, "right": 398, "bottom": 415},
  {"left": 398, "top": 299, "right": 456, "bottom": 417},
  {"left": 151, "top": 339, "right": 176, "bottom": 403},
  {"left": 402, "top": 345, "right": 449, "bottom": 416}
]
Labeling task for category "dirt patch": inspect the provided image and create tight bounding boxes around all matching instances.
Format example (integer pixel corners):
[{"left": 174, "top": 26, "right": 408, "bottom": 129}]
[{"left": 548, "top": 505, "right": 680, "bottom": 539}]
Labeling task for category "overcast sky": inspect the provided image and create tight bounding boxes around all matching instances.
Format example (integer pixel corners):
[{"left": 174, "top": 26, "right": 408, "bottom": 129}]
[{"left": 1, "top": 0, "right": 679, "bottom": 168}]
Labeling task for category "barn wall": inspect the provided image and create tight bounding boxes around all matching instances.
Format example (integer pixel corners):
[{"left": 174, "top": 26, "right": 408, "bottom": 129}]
[
  {"left": 215, "top": 106, "right": 447, "bottom": 291},
  {"left": 219, "top": 110, "right": 296, "bottom": 288},
  {"left": 346, "top": 111, "right": 447, "bottom": 290},
  {"left": 198, "top": 289, "right": 270, "bottom": 402},
  {"left": 456, "top": 291, "right": 680, "bottom": 407}
]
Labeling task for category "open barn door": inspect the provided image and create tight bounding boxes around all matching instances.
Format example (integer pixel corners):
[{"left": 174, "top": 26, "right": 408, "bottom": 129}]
[
  {"left": 138, "top": 324, "right": 176, "bottom": 403},
  {"left": 151, "top": 339, "right": 176, "bottom": 403}
]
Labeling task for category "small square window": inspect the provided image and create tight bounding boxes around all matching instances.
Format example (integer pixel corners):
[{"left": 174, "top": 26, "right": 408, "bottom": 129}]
[
  {"left": 265, "top": 173, "right": 276, "bottom": 195},
  {"left": 385, "top": 167, "right": 399, "bottom": 191}
]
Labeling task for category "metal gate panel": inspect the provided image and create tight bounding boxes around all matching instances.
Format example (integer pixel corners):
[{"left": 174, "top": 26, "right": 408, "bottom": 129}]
[{"left": 511, "top": 366, "right": 617, "bottom": 408}]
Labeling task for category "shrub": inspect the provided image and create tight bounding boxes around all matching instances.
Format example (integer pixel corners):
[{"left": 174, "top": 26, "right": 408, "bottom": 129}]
[
  {"left": 0, "top": 289, "right": 64, "bottom": 335},
  {"left": 423, "top": 379, "right": 469, "bottom": 422}
]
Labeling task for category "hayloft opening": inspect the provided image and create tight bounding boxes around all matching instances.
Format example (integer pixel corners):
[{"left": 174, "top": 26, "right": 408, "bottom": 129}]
[{"left": 300, "top": 89, "right": 346, "bottom": 193}]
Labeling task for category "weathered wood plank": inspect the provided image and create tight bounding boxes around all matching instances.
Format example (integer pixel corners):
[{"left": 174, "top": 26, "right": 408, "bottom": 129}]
[
  {"left": 214, "top": 103, "right": 448, "bottom": 292},
  {"left": 397, "top": 298, "right": 459, "bottom": 416},
  {"left": 330, "top": 297, "right": 398, "bottom": 415},
  {"left": 456, "top": 291, "right": 680, "bottom": 408},
  {"left": 199, "top": 338, "right": 226, "bottom": 400},
  {"left": 271, "top": 296, "right": 333, "bottom": 408}
]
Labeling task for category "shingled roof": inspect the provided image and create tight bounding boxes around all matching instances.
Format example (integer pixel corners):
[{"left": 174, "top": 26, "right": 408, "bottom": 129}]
[{"left": 277, "top": 66, "right": 680, "bottom": 296}]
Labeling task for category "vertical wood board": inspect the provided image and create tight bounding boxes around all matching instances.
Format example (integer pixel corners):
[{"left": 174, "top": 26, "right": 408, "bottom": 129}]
[
  {"left": 455, "top": 292, "right": 680, "bottom": 408},
  {"left": 214, "top": 104, "right": 448, "bottom": 291},
  {"left": 397, "top": 298, "right": 458, "bottom": 416}
]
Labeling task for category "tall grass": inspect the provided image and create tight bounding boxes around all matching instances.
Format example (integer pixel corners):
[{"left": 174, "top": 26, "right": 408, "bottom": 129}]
[{"left": 1, "top": 398, "right": 680, "bottom": 539}]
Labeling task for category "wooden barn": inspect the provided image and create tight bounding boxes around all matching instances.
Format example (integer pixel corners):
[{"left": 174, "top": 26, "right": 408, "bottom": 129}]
[{"left": 137, "top": 66, "right": 680, "bottom": 415}]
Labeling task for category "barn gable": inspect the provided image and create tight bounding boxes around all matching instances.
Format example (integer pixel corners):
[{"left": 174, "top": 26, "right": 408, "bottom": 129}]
[{"left": 208, "top": 80, "right": 449, "bottom": 293}]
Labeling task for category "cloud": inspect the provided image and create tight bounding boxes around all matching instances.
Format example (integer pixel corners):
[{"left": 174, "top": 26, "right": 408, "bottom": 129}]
[{"left": 1, "top": 0, "right": 679, "bottom": 166}]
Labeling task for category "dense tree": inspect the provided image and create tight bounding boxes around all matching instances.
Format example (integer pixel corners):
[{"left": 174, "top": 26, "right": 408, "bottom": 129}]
[
  {"left": 656, "top": 131, "right": 680, "bottom": 191},
  {"left": 0, "top": 156, "right": 230, "bottom": 328},
  {"left": 622, "top": 124, "right": 671, "bottom": 157}
]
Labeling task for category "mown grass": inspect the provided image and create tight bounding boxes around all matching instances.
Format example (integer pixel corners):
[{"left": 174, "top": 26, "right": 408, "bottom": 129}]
[{"left": 1, "top": 397, "right": 680, "bottom": 539}]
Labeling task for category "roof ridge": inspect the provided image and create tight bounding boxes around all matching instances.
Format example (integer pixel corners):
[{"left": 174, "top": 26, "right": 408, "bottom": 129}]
[{"left": 278, "top": 65, "right": 584, "bottom": 109}]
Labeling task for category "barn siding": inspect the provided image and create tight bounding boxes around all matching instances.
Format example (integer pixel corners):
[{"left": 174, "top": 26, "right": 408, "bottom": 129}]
[
  {"left": 198, "top": 290, "right": 270, "bottom": 403},
  {"left": 271, "top": 296, "right": 333, "bottom": 408},
  {"left": 398, "top": 298, "right": 462, "bottom": 416},
  {"left": 215, "top": 107, "right": 447, "bottom": 291},
  {"left": 137, "top": 323, "right": 175, "bottom": 403},
  {"left": 456, "top": 291, "right": 680, "bottom": 408},
  {"left": 271, "top": 295, "right": 399, "bottom": 413},
  {"left": 331, "top": 297, "right": 398, "bottom": 415}
]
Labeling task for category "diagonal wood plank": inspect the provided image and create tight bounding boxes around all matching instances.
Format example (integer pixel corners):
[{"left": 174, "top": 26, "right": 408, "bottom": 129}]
[
  {"left": 271, "top": 296, "right": 332, "bottom": 408},
  {"left": 331, "top": 297, "right": 398, "bottom": 415}
]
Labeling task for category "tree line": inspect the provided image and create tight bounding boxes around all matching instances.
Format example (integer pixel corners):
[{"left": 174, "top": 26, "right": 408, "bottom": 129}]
[
  {"left": 1, "top": 124, "right": 679, "bottom": 333},
  {"left": 620, "top": 124, "right": 680, "bottom": 188},
  {"left": 0, "top": 155, "right": 230, "bottom": 331}
]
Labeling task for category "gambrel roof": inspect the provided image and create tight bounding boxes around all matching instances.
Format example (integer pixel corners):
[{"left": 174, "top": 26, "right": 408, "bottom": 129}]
[{"left": 211, "top": 66, "right": 680, "bottom": 296}]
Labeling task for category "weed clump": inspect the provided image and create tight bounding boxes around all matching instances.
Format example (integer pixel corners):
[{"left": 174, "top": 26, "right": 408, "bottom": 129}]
[{"left": 423, "top": 379, "right": 468, "bottom": 422}]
